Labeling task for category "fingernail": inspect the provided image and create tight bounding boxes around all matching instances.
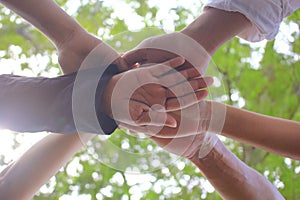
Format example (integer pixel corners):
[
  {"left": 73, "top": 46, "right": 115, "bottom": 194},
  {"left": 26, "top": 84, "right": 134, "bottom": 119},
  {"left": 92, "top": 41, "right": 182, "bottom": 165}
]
[
  {"left": 166, "top": 119, "right": 177, "bottom": 128},
  {"left": 178, "top": 56, "right": 185, "bottom": 63}
]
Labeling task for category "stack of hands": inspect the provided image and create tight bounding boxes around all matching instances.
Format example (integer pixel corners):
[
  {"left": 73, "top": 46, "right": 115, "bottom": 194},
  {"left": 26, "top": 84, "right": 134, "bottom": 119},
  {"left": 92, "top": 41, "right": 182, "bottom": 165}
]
[
  {"left": 85, "top": 33, "right": 226, "bottom": 161},
  {"left": 2, "top": 1, "right": 297, "bottom": 199}
]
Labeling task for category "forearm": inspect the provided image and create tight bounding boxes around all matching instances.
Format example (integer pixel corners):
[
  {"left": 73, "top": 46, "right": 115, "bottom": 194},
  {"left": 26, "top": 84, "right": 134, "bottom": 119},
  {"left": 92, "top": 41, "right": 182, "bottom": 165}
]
[
  {"left": 189, "top": 140, "right": 283, "bottom": 200},
  {"left": 181, "top": 7, "right": 251, "bottom": 55},
  {"left": 0, "top": 0, "right": 104, "bottom": 73},
  {"left": 0, "top": 0, "right": 84, "bottom": 48},
  {"left": 0, "top": 133, "right": 94, "bottom": 200},
  {"left": 222, "top": 105, "right": 300, "bottom": 160}
]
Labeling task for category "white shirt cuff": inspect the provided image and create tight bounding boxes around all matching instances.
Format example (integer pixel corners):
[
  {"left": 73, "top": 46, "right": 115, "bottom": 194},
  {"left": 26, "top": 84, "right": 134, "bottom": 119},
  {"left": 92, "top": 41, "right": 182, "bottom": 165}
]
[{"left": 204, "top": 0, "right": 299, "bottom": 42}]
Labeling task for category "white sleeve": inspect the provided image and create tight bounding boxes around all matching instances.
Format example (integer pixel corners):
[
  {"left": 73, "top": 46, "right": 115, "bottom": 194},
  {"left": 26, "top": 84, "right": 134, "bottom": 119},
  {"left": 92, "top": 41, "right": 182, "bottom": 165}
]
[{"left": 204, "top": 0, "right": 300, "bottom": 42}]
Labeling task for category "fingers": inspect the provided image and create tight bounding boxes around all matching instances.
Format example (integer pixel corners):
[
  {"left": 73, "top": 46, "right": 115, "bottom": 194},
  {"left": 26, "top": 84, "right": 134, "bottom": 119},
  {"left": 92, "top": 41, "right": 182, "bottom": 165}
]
[
  {"left": 118, "top": 122, "right": 151, "bottom": 135},
  {"left": 123, "top": 49, "right": 148, "bottom": 66},
  {"left": 148, "top": 56, "right": 185, "bottom": 77},
  {"left": 119, "top": 124, "right": 139, "bottom": 135},
  {"left": 124, "top": 47, "right": 177, "bottom": 67},
  {"left": 113, "top": 56, "right": 130, "bottom": 71},
  {"left": 115, "top": 100, "right": 177, "bottom": 128},
  {"left": 157, "top": 66, "right": 212, "bottom": 89},
  {"left": 135, "top": 109, "right": 177, "bottom": 128},
  {"left": 148, "top": 135, "right": 173, "bottom": 147},
  {"left": 118, "top": 122, "right": 175, "bottom": 138},
  {"left": 165, "top": 90, "right": 209, "bottom": 111},
  {"left": 176, "top": 67, "right": 202, "bottom": 79},
  {"left": 165, "top": 76, "right": 213, "bottom": 97}
]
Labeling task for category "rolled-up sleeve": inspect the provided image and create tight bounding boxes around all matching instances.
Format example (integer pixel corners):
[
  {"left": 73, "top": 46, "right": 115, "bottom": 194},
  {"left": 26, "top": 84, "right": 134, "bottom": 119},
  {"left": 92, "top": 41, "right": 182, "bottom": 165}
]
[
  {"left": 0, "top": 64, "right": 119, "bottom": 135},
  {"left": 204, "top": 0, "right": 300, "bottom": 42}
]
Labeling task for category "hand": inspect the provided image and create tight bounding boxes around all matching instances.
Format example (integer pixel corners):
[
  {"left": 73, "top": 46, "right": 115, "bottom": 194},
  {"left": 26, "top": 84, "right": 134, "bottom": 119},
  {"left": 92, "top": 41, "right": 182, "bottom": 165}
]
[
  {"left": 104, "top": 57, "right": 213, "bottom": 128},
  {"left": 121, "top": 33, "right": 226, "bottom": 137},
  {"left": 119, "top": 101, "right": 226, "bottom": 138},
  {"left": 149, "top": 132, "right": 219, "bottom": 159},
  {"left": 120, "top": 101, "right": 220, "bottom": 159},
  {"left": 121, "top": 122, "right": 219, "bottom": 159},
  {"left": 57, "top": 30, "right": 128, "bottom": 73},
  {"left": 123, "top": 32, "right": 211, "bottom": 75},
  {"left": 119, "top": 102, "right": 208, "bottom": 137}
]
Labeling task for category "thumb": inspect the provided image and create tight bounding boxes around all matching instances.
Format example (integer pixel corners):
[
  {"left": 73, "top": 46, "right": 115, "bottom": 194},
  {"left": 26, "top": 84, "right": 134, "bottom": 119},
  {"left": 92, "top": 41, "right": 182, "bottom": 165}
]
[
  {"left": 123, "top": 49, "right": 147, "bottom": 66},
  {"left": 113, "top": 56, "right": 130, "bottom": 71}
]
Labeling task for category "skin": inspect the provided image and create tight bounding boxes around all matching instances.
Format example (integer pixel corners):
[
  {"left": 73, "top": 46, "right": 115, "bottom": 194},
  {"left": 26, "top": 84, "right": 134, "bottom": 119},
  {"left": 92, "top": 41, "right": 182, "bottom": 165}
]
[
  {"left": 0, "top": 0, "right": 206, "bottom": 127},
  {"left": 222, "top": 105, "right": 300, "bottom": 160},
  {"left": 124, "top": 6, "right": 288, "bottom": 199},
  {"left": 124, "top": 7, "right": 252, "bottom": 66},
  {"left": 0, "top": 0, "right": 208, "bottom": 198},
  {"left": 150, "top": 135, "right": 284, "bottom": 200},
  {"left": 103, "top": 57, "right": 212, "bottom": 128},
  {"left": 122, "top": 104, "right": 285, "bottom": 200},
  {"left": 0, "top": 0, "right": 103, "bottom": 74},
  {"left": 190, "top": 140, "right": 284, "bottom": 200},
  {"left": 181, "top": 8, "right": 300, "bottom": 160},
  {"left": 0, "top": 2, "right": 285, "bottom": 200},
  {"left": 0, "top": 133, "right": 94, "bottom": 200},
  {"left": 181, "top": 7, "right": 252, "bottom": 55},
  {"left": 0, "top": 1, "right": 96, "bottom": 199}
]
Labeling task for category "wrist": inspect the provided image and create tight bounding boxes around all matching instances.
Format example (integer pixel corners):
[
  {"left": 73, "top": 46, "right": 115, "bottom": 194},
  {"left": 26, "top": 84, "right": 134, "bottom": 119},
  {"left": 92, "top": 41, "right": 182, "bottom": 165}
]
[
  {"left": 57, "top": 29, "right": 102, "bottom": 54},
  {"left": 180, "top": 9, "right": 224, "bottom": 55},
  {"left": 181, "top": 7, "right": 251, "bottom": 55},
  {"left": 183, "top": 132, "right": 218, "bottom": 161},
  {"left": 180, "top": 29, "right": 218, "bottom": 56},
  {"left": 57, "top": 30, "right": 103, "bottom": 73},
  {"left": 198, "top": 132, "right": 219, "bottom": 159},
  {"left": 189, "top": 139, "right": 223, "bottom": 169},
  {"left": 196, "top": 101, "right": 227, "bottom": 134},
  {"left": 206, "top": 101, "right": 227, "bottom": 134}
]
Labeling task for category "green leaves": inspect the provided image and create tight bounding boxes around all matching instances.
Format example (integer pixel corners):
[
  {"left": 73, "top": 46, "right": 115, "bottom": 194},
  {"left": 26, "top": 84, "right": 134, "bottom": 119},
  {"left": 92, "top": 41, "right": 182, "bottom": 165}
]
[
  {"left": 1, "top": 1, "right": 300, "bottom": 199},
  {"left": 211, "top": 13, "right": 300, "bottom": 200}
]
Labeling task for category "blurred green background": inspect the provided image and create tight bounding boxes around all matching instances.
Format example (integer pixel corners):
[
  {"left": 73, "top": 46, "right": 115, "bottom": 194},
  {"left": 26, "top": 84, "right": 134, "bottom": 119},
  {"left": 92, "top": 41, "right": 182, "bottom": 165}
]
[{"left": 0, "top": 0, "right": 299, "bottom": 199}]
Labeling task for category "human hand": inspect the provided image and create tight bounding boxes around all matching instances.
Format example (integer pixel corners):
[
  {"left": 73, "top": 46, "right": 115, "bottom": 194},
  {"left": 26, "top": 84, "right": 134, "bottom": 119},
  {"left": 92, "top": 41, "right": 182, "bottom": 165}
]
[
  {"left": 149, "top": 132, "right": 219, "bottom": 159},
  {"left": 119, "top": 101, "right": 226, "bottom": 138},
  {"left": 57, "top": 30, "right": 128, "bottom": 73},
  {"left": 120, "top": 119, "right": 219, "bottom": 159},
  {"left": 120, "top": 101, "right": 221, "bottom": 159},
  {"left": 104, "top": 56, "right": 213, "bottom": 128},
  {"left": 122, "top": 33, "right": 226, "bottom": 137},
  {"left": 123, "top": 32, "right": 211, "bottom": 75}
]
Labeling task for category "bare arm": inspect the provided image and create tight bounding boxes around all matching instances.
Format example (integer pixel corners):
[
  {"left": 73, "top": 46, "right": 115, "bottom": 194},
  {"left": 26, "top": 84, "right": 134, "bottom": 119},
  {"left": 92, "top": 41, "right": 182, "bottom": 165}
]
[
  {"left": 182, "top": 7, "right": 300, "bottom": 160},
  {"left": 189, "top": 140, "right": 284, "bottom": 200},
  {"left": 0, "top": 134, "right": 93, "bottom": 200},
  {"left": 124, "top": 7, "right": 251, "bottom": 68},
  {"left": 220, "top": 105, "right": 300, "bottom": 160},
  {"left": 0, "top": 1, "right": 111, "bottom": 197},
  {"left": 125, "top": 7, "right": 300, "bottom": 160},
  {"left": 0, "top": 0, "right": 82, "bottom": 47},
  {"left": 131, "top": 109, "right": 284, "bottom": 199},
  {"left": 122, "top": 3, "right": 293, "bottom": 200},
  {"left": 133, "top": 100, "right": 300, "bottom": 160},
  {"left": 181, "top": 7, "right": 251, "bottom": 55},
  {"left": 0, "top": 0, "right": 105, "bottom": 73},
  {"left": 181, "top": 7, "right": 300, "bottom": 160},
  {"left": 147, "top": 133, "right": 283, "bottom": 199}
]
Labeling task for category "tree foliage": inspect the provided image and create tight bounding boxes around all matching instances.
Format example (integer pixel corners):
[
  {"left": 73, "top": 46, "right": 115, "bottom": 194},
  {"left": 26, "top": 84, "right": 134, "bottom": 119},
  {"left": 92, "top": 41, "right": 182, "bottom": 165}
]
[{"left": 0, "top": 1, "right": 299, "bottom": 199}]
